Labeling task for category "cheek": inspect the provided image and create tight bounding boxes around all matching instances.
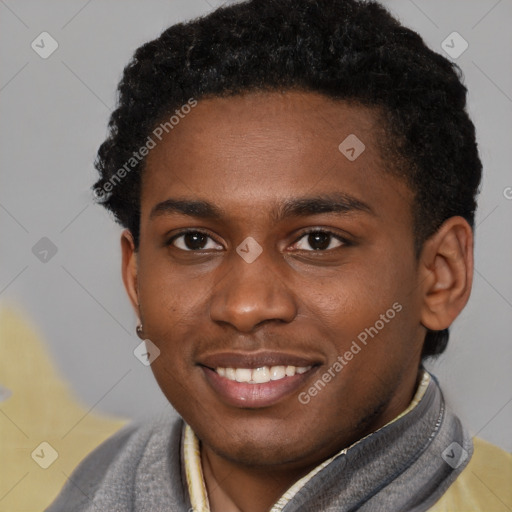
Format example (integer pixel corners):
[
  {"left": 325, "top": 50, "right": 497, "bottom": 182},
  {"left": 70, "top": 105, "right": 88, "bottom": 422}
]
[
  {"left": 136, "top": 267, "right": 202, "bottom": 374},
  {"left": 309, "top": 261, "right": 406, "bottom": 327},
  {"left": 308, "top": 261, "right": 418, "bottom": 373},
  {"left": 139, "top": 257, "right": 205, "bottom": 320}
]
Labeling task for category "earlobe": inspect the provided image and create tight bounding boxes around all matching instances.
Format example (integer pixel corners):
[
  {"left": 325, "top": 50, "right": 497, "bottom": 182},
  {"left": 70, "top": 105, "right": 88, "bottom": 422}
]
[
  {"left": 121, "top": 229, "right": 140, "bottom": 318},
  {"left": 419, "top": 217, "right": 474, "bottom": 332}
]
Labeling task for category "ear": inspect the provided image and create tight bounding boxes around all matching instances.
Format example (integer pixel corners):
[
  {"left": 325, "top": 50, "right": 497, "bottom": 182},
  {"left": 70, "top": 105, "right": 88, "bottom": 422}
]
[
  {"left": 121, "top": 229, "right": 140, "bottom": 320},
  {"left": 418, "top": 216, "right": 474, "bottom": 331}
]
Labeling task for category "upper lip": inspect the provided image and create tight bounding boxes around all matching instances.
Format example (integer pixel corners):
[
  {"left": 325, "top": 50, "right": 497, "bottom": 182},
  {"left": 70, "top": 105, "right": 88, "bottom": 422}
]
[{"left": 197, "top": 350, "right": 323, "bottom": 370}]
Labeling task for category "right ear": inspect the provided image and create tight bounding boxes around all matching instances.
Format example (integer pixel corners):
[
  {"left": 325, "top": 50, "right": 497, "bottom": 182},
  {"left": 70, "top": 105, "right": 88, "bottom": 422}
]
[{"left": 121, "top": 229, "right": 140, "bottom": 319}]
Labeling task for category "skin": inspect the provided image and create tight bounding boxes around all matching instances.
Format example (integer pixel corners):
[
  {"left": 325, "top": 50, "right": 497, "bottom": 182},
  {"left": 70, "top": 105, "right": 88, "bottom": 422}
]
[{"left": 121, "top": 91, "right": 473, "bottom": 512}]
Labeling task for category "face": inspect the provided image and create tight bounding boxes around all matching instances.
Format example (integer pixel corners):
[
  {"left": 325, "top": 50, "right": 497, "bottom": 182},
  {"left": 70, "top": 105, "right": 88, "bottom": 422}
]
[{"left": 124, "top": 91, "right": 427, "bottom": 472}]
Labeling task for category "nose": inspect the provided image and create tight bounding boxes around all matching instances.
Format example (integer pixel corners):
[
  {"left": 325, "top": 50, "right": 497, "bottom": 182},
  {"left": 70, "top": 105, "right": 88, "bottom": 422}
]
[{"left": 209, "top": 250, "right": 297, "bottom": 333}]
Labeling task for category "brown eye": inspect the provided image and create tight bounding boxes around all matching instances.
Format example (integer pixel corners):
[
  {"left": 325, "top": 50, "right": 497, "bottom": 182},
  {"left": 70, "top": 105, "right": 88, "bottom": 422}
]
[
  {"left": 168, "top": 231, "right": 223, "bottom": 251},
  {"left": 293, "top": 230, "right": 346, "bottom": 251}
]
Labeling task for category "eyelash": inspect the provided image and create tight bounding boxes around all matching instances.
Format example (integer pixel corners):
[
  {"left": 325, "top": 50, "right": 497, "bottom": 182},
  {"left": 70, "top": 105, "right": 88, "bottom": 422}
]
[{"left": 166, "top": 228, "right": 351, "bottom": 252}]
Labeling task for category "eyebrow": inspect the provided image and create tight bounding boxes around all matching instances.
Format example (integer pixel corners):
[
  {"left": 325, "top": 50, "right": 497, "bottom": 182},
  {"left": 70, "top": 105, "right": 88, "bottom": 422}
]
[{"left": 149, "top": 193, "right": 374, "bottom": 222}]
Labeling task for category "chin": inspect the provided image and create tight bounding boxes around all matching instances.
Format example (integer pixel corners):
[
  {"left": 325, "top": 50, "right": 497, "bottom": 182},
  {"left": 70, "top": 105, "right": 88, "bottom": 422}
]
[
  {"left": 214, "top": 437, "right": 308, "bottom": 468},
  {"left": 198, "top": 416, "right": 322, "bottom": 468}
]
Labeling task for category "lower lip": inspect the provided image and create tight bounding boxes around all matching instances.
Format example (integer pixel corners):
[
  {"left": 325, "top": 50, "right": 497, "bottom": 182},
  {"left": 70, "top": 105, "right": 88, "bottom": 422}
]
[{"left": 201, "top": 366, "right": 316, "bottom": 408}]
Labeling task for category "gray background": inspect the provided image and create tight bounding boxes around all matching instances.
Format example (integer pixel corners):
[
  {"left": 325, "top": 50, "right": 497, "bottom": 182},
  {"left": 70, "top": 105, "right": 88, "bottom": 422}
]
[{"left": 1, "top": 0, "right": 511, "bottom": 452}]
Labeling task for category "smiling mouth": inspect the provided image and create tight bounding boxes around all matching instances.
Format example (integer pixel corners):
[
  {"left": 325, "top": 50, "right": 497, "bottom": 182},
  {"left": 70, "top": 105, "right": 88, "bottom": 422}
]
[
  {"left": 197, "top": 350, "right": 323, "bottom": 407},
  {"left": 215, "top": 365, "right": 312, "bottom": 384},
  {"left": 198, "top": 354, "right": 321, "bottom": 408}
]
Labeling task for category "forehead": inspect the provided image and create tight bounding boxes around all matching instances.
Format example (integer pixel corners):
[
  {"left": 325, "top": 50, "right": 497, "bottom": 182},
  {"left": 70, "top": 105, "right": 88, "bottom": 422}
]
[
  {"left": 145, "top": 91, "right": 383, "bottom": 171},
  {"left": 141, "top": 91, "right": 411, "bottom": 222}
]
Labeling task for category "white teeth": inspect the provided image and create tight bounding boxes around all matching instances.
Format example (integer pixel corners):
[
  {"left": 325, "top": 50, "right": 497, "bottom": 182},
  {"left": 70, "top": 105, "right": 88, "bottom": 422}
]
[
  {"left": 216, "top": 365, "right": 311, "bottom": 383},
  {"left": 285, "top": 365, "right": 296, "bottom": 377},
  {"left": 270, "top": 365, "right": 286, "bottom": 380},
  {"left": 235, "top": 368, "right": 252, "bottom": 382},
  {"left": 252, "top": 366, "right": 270, "bottom": 383}
]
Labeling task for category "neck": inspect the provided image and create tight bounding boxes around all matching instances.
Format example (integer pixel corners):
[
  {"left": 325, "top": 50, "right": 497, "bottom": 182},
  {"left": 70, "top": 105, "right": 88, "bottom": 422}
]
[
  {"left": 202, "top": 446, "right": 313, "bottom": 512},
  {"left": 200, "top": 367, "right": 422, "bottom": 512}
]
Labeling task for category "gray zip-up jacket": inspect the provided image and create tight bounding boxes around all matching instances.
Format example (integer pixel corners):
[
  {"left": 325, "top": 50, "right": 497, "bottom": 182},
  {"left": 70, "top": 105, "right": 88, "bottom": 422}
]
[{"left": 46, "top": 373, "right": 472, "bottom": 511}]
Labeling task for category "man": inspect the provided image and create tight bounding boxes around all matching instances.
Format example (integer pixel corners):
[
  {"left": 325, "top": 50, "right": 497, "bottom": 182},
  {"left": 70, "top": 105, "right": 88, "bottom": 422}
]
[{"left": 47, "top": 0, "right": 511, "bottom": 510}]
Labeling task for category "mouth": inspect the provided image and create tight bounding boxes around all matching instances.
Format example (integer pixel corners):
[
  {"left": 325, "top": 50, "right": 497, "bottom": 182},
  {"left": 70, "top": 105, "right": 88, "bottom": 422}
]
[
  {"left": 216, "top": 364, "right": 311, "bottom": 383},
  {"left": 198, "top": 351, "right": 321, "bottom": 408}
]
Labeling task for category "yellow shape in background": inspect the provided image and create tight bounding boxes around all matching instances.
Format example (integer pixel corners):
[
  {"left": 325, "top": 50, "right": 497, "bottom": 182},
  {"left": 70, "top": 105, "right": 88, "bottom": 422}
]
[
  {"left": 430, "top": 436, "right": 512, "bottom": 512},
  {"left": 0, "top": 305, "right": 127, "bottom": 512}
]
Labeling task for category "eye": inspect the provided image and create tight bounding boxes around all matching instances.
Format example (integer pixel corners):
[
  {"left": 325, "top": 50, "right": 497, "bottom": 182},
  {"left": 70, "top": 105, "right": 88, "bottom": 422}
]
[
  {"left": 167, "top": 230, "right": 223, "bottom": 251},
  {"left": 292, "top": 229, "right": 347, "bottom": 251}
]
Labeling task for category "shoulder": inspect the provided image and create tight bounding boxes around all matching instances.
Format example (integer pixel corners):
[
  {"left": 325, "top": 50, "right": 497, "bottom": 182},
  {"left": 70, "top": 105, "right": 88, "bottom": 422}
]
[
  {"left": 429, "top": 437, "right": 512, "bottom": 512},
  {"left": 46, "top": 413, "right": 186, "bottom": 511}
]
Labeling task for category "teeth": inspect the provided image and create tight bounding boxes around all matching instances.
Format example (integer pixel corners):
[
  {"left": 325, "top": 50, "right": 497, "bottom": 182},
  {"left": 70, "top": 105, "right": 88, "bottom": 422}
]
[
  {"left": 216, "top": 365, "right": 311, "bottom": 383},
  {"left": 270, "top": 365, "right": 286, "bottom": 380},
  {"left": 235, "top": 368, "right": 252, "bottom": 382},
  {"left": 252, "top": 366, "right": 270, "bottom": 383},
  {"left": 285, "top": 365, "right": 296, "bottom": 377}
]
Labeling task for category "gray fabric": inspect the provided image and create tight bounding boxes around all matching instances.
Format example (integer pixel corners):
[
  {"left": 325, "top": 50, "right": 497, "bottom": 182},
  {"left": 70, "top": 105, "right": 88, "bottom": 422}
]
[
  {"left": 46, "top": 372, "right": 473, "bottom": 512},
  {"left": 46, "top": 413, "right": 189, "bottom": 512},
  {"left": 279, "top": 373, "right": 473, "bottom": 512}
]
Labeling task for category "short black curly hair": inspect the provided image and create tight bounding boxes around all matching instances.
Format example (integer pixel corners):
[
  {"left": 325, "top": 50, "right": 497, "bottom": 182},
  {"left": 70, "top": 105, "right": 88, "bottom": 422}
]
[{"left": 93, "top": 0, "right": 482, "bottom": 359}]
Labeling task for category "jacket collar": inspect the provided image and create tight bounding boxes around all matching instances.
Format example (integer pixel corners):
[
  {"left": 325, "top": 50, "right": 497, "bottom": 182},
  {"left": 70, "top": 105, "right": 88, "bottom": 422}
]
[{"left": 182, "top": 369, "right": 471, "bottom": 512}]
